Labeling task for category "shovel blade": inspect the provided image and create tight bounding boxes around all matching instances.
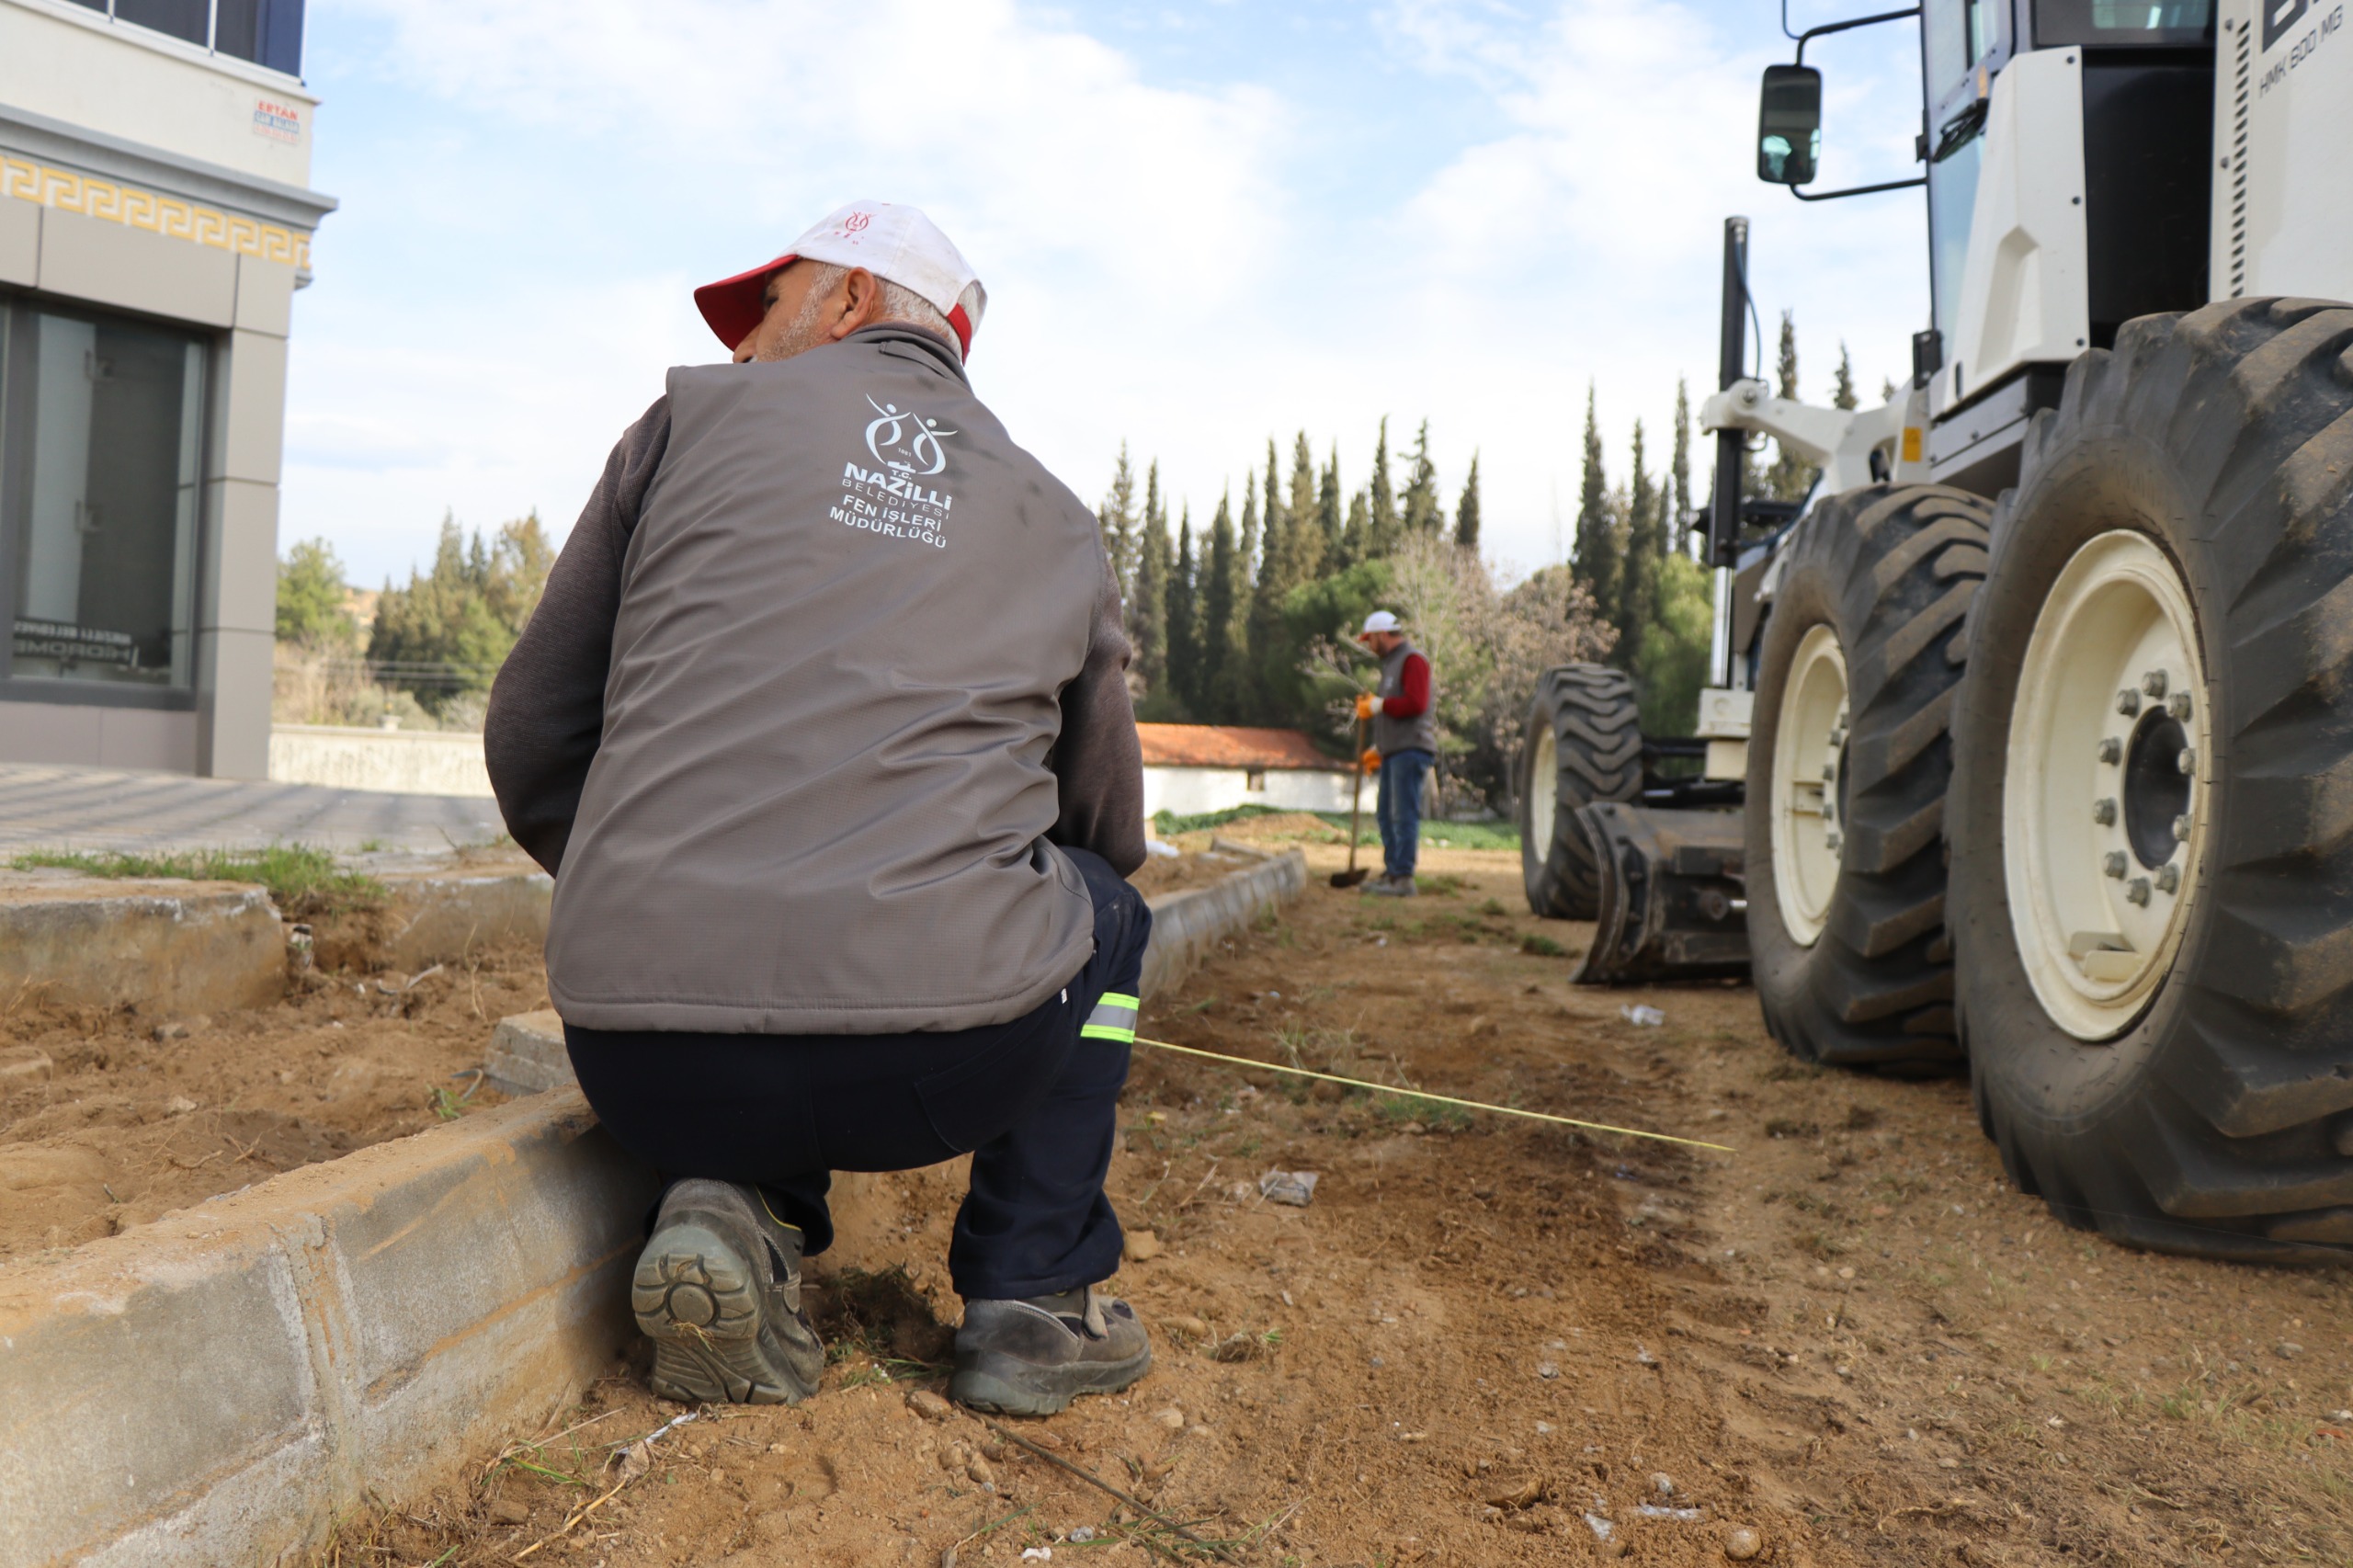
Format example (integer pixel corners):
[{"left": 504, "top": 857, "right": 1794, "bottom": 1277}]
[{"left": 1330, "top": 869, "right": 1370, "bottom": 888}]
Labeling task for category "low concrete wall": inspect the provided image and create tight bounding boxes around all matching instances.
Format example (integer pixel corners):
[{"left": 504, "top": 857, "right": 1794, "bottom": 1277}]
[
  {"left": 269, "top": 725, "right": 494, "bottom": 799},
  {"left": 1138, "top": 846, "right": 1308, "bottom": 999},
  {"left": 0, "top": 1089, "right": 658, "bottom": 1568},
  {"left": 375, "top": 862, "right": 553, "bottom": 971},
  {"left": 0, "top": 871, "right": 283, "bottom": 1015}
]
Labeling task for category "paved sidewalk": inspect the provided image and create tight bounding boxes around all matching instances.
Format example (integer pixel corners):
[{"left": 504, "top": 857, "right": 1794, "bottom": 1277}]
[{"left": 0, "top": 765, "right": 506, "bottom": 856}]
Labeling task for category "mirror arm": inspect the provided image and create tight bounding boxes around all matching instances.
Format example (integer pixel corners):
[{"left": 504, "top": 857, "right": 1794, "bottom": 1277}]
[
  {"left": 1790, "top": 175, "right": 1928, "bottom": 201},
  {"left": 1792, "top": 5, "right": 1923, "bottom": 64}
]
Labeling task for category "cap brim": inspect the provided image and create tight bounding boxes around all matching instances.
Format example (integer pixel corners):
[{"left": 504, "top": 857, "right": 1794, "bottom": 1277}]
[{"left": 693, "top": 253, "right": 796, "bottom": 351}]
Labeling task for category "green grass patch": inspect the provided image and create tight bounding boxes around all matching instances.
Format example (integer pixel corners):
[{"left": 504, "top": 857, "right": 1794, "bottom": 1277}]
[
  {"left": 10, "top": 845, "right": 386, "bottom": 917},
  {"left": 1367, "top": 1090, "right": 1476, "bottom": 1132},
  {"left": 1519, "top": 931, "right": 1568, "bottom": 957}
]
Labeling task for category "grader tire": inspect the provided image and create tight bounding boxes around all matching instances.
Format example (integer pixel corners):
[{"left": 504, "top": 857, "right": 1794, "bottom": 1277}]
[
  {"left": 1949, "top": 298, "right": 2353, "bottom": 1262},
  {"left": 1744, "top": 483, "right": 1991, "bottom": 1069},
  {"left": 1518, "top": 665, "right": 1643, "bottom": 918}
]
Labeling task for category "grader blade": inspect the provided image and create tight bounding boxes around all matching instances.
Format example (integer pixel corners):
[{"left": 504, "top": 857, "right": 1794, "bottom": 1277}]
[{"left": 1569, "top": 803, "right": 1750, "bottom": 985}]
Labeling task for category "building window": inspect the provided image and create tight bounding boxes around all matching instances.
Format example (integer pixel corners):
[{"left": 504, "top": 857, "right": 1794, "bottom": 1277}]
[
  {"left": 1245, "top": 769, "right": 1267, "bottom": 793},
  {"left": 65, "top": 0, "right": 306, "bottom": 76},
  {"left": 1, "top": 299, "right": 207, "bottom": 694}
]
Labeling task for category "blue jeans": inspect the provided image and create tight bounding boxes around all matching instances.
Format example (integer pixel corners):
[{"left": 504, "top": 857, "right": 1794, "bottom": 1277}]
[{"left": 1376, "top": 748, "right": 1433, "bottom": 881}]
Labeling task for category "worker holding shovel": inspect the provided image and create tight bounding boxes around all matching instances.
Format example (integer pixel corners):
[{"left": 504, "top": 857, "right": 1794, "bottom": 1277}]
[
  {"left": 1355, "top": 610, "right": 1437, "bottom": 897},
  {"left": 486, "top": 203, "right": 1154, "bottom": 1418}
]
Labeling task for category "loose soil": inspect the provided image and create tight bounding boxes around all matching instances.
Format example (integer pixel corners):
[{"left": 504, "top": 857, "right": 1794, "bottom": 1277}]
[
  {"left": 302, "top": 837, "right": 2353, "bottom": 1567},
  {"left": 0, "top": 935, "right": 541, "bottom": 1259}
]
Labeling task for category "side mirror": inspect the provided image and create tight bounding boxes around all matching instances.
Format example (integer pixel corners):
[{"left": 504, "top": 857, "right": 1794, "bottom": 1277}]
[{"left": 1757, "top": 64, "right": 1822, "bottom": 186}]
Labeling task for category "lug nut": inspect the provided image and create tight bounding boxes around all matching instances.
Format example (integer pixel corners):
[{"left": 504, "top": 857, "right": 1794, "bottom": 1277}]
[
  {"left": 1825, "top": 832, "right": 1844, "bottom": 854},
  {"left": 2174, "top": 813, "right": 2193, "bottom": 842},
  {"left": 2104, "top": 851, "right": 2129, "bottom": 879},
  {"left": 2093, "top": 797, "right": 2118, "bottom": 825},
  {"left": 1822, "top": 765, "right": 1836, "bottom": 782},
  {"left": 2116, "top": 688, "right": 2142, "bottom": 716},
  {"left": 2127, "top": 877, "right": 2153, "bottom": 906},
  {"left": 2168, "top": 690, "right": 2194, "bottom": 721},
  {"left": 2155, "top": 862, "right": 2180, "bottom": 893},
  {"left": 1829, "top": 726, "right": 1847, "bottom": 746},
  {"left": 2143, "top": 670, "right": 2168, "bottom": 698},
  {"left": 2177, "top": 746, "right": 2197, "bottom": 776},
  {"left": 2097, "top": 737, "right": 2122, "bottom": 764}
]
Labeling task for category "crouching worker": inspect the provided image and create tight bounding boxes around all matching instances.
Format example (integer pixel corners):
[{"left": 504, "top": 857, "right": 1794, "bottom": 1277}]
[{"left": 484, "top": 202, "right": 1153, "bottom": 1416}]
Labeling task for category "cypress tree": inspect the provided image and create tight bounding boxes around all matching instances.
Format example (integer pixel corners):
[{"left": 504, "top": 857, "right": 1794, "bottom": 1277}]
[
  {"left": 1453, "top": 452, "right": 1483, "bottom": 552},
  {"left": 1338, "top": 488, "right": 1371, "bottom": 568},
  {"left": 1668, "top": 378, "right": 1693, "bottom": 555},
  {"left": 1131, "top": 460, "right": 1172, "bottom": 695},
  {"left": 1618, "top": 421, "right": 1660, "bottom": 671},
  {"left": 1368, "top": 417, "right": 1400, "bottom": 557},
  {"left": 1834, "top": 343, "right": 1859, "bottom": 410},
  {"left": 1201, "top": 492, "right": 1238, "bottom": 722},
  {"left": 1222, "top": 476, "right": 1262, "bottom": 721},
  {"left": 1274, "top": 431, "right": 1324, "bottom": 586},
  {"left": 1318, "top": 447, "right": 1343, "bottom": 561},
  {"left": 1166, "top": 506, "right": 1199, "bottom": 714},
  {"left": 1572, "top": 386, "right": 1621, "bottom": 625},
  {"left": 1401, "top": 419, "right": 1444, "bottom": 536},
  {"left": 1764, "top": 310, "right": 1812, "bottom": 501},
  {"left": 1097, "top": 443, "right": 1141, "bottom": 598}
]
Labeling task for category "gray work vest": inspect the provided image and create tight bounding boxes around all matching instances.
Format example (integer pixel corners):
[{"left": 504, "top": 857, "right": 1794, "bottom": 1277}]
[
  {"left": 545, "top": 330, "right": 1101, "bottom": 1034},
  {"left": 1373, "top": 640, "right": 1438, "bottom": 757}
]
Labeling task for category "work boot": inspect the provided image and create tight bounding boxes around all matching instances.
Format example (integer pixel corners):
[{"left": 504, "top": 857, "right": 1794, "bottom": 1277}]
[
  {"left": 950, "top": 1284, "right": 1153, "bottom": 1416},
  {"left": 632, "top": 1178, "right": 824, "bottom": 1405},
  {"left": 1364, "top": 873, "right": 1417, "bottom": 897}
]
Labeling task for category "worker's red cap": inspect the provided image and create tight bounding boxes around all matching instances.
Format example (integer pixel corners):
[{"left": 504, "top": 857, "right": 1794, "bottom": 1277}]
[{"left": 693, "top": 201, "right": 986, "bottom": 358}]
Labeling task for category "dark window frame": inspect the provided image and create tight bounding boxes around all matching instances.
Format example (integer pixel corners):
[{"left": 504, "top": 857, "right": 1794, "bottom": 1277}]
[
  {"left": 0, "top": 290, "right": 212, "bottom": 713},
  {"left": 60, "top": 0, "right": 305, "bottom": 79}
]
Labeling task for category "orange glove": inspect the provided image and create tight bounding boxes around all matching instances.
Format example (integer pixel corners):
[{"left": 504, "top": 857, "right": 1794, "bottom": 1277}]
[
  {"left": 1354, "top": 692, "right": 1377, "bottom": 721},
  {"left": 1360, "top": 747, "right": 1381, "bottom": 775}
]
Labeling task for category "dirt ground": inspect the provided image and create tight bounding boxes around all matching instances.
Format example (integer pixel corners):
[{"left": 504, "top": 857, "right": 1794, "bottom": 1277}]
[
  {"left": 0, "top": 935, "right": 538, "bottom": 1259},
  {"left": 290, "top": 831, "right": 2353, "bottom": 1568}
]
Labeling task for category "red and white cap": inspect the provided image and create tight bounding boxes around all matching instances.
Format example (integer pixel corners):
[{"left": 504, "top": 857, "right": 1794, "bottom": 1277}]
[{"left": 693, "top": 201, "right": 987, "bottom": 358}]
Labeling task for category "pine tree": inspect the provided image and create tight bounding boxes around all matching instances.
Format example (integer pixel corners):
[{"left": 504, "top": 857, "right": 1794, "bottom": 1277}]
[
  {"left": 1259, "top": 439, "right": 1288, "bottom": 588},
  {"left": 1166, "top": 506, "right": 1199, "bottom": 715},
  {"left": 1834, "top": 343, "right": 1859, "bottom": 410},
  {"left": 1401, "top": 419, "right": 1444, "bottom": 536},
  {"left": 1276, "top": 431, "right": 1324, "bottom": 585},
  {"left": 1764, "top": 311, "right": 1813, "bottom": 501},
  {"left": 1200, "top": 492, "right": 1238, "bottom": 721},
  {"left": 1668, "top": 379, "right": 1693, "bottom": 556},
  {"left": 1339, "top": 488, "right": 1371, "bottom": 567},
  {"left": 1131, "top": 460, "right": 1173, "bottom": 696},
  {"left": 1453, "top": 452, "right": 1483, "bottom": 552},
  {"left": 1572, "top": 386, "right": 1621, "bottom": 625},
  {"left": 1368, "top": 417, "right": 1400, "bottom": 557},
  {"left": 1222, "top": 476, "right": 1262, "bottom": 721},
  {"left": 1097, "top": 443, "right": 1141, "bottom": 597},
  {"left": 1618, "top": 421, "right": 1660, "bottom": 671},
  {"left": 277, "top": 539, "right": 355, "bottom": 649}
]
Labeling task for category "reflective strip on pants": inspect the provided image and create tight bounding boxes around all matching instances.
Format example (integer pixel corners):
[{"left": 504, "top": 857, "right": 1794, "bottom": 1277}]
[{"left": 1080, "top": 991, "right": 1139, "bottom": 1043}]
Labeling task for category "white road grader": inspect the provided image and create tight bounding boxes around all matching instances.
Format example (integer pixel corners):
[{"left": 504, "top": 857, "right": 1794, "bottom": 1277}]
[{"left": 1518, "top": 0, "right": 2353, "bottom": 1260}]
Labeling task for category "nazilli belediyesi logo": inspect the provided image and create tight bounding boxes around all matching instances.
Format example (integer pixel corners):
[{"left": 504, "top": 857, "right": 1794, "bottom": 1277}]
[{"left": 864, "top": 396, "right": 957, "bottom": 477}]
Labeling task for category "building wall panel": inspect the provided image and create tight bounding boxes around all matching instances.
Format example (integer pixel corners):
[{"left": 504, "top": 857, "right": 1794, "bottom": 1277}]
[
  {"left": 0, "top": 194, "right": 34, "bottom": 286},
  {"left": 233, "top": 254, "right": 291, "bottom": 336},
  {"left": 38, "top": 205, "right": 236, "bottom": 326},
  {"left": 218, "top": 327, "right": 287, "bottom": 483},
  {"left": 199, "top": 626, "right": 272, "bottom": 779}
]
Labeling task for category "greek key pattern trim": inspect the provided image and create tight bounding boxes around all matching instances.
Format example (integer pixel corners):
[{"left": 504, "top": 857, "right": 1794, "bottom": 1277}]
[{"left": 0, "top": 153, "right": 312, "bottom": 270}]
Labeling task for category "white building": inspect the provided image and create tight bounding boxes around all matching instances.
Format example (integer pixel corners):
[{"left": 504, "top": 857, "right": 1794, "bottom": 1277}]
[
  {"left": 1139, "top": 723, "right": 1356, "bottom": 821},
  {"left": 0, "top": 0, "right": 332, "bottom": 776}
]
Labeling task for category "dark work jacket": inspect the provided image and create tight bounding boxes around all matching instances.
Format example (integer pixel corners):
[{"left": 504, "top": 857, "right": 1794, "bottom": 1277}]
[{"left": 484, "top": 324, "right": 1144, "bottom": 1034}]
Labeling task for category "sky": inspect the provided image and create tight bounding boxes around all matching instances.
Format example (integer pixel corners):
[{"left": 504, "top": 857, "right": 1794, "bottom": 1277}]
[{"left": 284, "top": 0, "right": 1938, "bottom": 588}]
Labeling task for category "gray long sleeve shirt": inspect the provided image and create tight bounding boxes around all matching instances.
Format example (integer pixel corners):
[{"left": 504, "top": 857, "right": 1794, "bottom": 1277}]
[{"left": 485, "top": 324, "right": 1144, "bottom": 1034}]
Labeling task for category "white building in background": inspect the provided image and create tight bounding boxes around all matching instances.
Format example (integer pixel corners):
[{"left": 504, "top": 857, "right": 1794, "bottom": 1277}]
[
  {"left": 0, "top": 0, "right": 332, "bottom": 777},
  {"left": 1138, "top": 723, "right": 1355, "bottom": 821}
]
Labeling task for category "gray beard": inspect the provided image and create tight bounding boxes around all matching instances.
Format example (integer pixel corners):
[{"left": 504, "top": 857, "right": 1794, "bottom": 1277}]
[{"left": 752, "top": 288, "right": 835, "bottom": 362}]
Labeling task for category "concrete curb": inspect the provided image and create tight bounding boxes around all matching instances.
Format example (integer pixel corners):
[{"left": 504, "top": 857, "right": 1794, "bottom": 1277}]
[
  {"left": 0, "top": 873, "right": 283, "bottom": 1017},
  {"left": 373, "top": 865, "right": 553, "bottom": 971},
  {"left": 1137, "top": 846, "right": 1308, "bottom": 1000},
  {"left": 0, "top": 1090, "right": 658, "bottom": 1568},
  {"left": 2, "top": 852, "right": 1303, "bottom": 1563}
]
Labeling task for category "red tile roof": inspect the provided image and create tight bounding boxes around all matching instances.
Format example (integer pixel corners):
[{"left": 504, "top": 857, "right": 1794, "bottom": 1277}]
[{"left": 1136, "top": 724, "right": 1345, "bottom": 771}]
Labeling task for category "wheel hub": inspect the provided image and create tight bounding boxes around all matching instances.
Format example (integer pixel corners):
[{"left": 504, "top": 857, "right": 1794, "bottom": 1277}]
[
  {"left": 1771, "top": 623, "right": 1849, "bottom": 947},
  {"left": 2003, "top": 530, "right": 2208, "bottom": 1040},
  {"left": 1529, "top": 726, "right": 1558, "bottom": 859}
]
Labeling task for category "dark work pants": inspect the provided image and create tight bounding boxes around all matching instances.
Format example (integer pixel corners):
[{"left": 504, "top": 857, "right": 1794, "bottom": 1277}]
[
  {"left": 564, "top": 847, "right": 1150, "bottom": 1303},
  {"left": 1376, "top": 747, "right": 1433, "bottom": 881}
]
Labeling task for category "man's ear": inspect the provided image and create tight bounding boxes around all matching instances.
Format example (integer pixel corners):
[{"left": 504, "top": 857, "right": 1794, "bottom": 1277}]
[{"left": 829, "top": 267, "right": 886, "bottom": 342}]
